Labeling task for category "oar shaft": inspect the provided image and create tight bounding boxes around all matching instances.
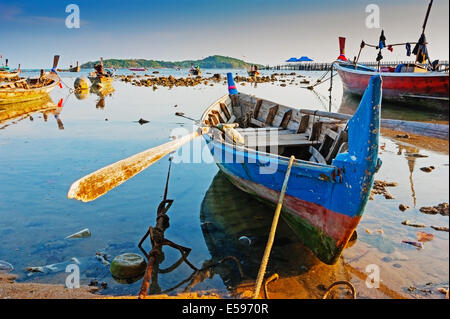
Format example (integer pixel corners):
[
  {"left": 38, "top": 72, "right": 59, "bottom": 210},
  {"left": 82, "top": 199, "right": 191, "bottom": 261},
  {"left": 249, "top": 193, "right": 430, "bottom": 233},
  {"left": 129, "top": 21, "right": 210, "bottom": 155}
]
[
  {"left": 67, "top": 128, "right": 206, "bottom": 202},
  {"left": 253, "top": 155, "right": 295, "bottom": 299}
]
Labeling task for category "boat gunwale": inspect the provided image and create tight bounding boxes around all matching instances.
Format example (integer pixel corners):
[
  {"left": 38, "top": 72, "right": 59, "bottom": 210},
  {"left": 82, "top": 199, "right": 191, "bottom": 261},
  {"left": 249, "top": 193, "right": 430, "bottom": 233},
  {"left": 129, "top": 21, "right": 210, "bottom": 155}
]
[
  {"left": 334, "top": 61, "right": 449, "bottom": 78},
  {"left": 203, "top": 134, "right": 337, "bottom": 173},
  {"left": 199, "top": 92, "right": 339, "bottom": 172},
  {"left": 0, "top": 74, "right": 60, "bottom": 94}
]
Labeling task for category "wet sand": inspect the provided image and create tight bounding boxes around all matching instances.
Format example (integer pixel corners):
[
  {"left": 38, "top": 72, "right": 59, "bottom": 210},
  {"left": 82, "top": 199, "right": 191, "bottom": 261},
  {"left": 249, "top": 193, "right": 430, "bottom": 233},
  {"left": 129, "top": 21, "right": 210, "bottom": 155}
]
[
  {"left": 380, "top": 127, "right": 449, "bottom": 154},
  {"left": 0, "top": 272, "right": 99, "bottom": 299}
]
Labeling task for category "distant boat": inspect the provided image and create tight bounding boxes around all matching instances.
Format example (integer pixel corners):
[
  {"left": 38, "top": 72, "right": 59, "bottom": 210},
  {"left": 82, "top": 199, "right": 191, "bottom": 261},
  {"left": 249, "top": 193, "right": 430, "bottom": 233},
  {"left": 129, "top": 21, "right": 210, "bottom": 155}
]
[
  {"left": 129, "top": 68, "right": 148, "bottom": 72},
  {"left": 0, "top": 58, "right": 20, "bottom": 80},
  {"left": 247, "top": 70, "right": 259, "bottom": 77},
  {"left": 89, "top": 57, "right": 114, "bottom": 86},
  {"left": 335, "top": 0, "right": 449, "bottom": 112},
  {"left": 200, "top": 73, "right": 382, "bottom": 264},
  {"left": 335, "top": 62, "right": 449, "bottom": 111},
  {"left": 0, "top": 58, "right": 11, "bottom": 72},
  {"left": 189, "top": 67, "right": 201, "bottom": 76},
  {"left": 58, "top": 61, "right": 80, "bottom": 72}
]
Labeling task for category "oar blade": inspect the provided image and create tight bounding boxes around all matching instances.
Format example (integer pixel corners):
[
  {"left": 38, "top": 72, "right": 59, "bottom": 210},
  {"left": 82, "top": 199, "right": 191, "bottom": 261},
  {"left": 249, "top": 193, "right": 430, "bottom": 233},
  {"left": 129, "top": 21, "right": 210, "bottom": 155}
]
[{"left": 67, "top": 130, "right": 202, "bottom": 202}]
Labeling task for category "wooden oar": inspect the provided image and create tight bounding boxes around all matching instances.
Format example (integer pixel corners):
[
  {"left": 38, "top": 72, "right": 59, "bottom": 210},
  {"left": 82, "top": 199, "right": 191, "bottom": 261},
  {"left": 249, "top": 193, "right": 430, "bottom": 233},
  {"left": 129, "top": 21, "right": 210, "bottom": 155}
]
[{"left": 67, "top": 128, "right": 208, "bottom": 202}]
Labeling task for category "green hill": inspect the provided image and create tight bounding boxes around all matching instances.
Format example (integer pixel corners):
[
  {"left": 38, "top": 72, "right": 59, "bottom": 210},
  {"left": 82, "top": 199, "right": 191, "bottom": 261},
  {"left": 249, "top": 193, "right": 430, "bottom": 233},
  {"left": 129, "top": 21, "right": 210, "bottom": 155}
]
[{"left": 80, "top": 55, "right": 263, "bottom": 69}]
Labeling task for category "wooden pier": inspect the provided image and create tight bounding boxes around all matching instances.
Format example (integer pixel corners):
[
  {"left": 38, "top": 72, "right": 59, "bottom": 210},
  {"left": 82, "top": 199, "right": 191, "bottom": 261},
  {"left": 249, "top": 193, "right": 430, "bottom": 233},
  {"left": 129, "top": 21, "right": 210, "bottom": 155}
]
[{"left": 264, "top": 60, "right": 449, "bottom": 71}]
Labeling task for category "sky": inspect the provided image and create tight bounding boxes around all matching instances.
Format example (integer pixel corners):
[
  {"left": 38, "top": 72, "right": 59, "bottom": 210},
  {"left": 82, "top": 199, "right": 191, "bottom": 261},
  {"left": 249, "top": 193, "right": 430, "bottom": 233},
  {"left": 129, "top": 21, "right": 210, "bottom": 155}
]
[{"left": 0, "top": 0, "right": 448, "bottom": 68}]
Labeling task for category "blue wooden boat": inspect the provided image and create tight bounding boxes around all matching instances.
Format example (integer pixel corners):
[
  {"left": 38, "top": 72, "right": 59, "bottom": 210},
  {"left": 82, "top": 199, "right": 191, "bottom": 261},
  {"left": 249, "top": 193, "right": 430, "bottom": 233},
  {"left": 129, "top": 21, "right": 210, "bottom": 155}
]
[{"left": 200, "top": 73, "right": 382, "bottom": 264}]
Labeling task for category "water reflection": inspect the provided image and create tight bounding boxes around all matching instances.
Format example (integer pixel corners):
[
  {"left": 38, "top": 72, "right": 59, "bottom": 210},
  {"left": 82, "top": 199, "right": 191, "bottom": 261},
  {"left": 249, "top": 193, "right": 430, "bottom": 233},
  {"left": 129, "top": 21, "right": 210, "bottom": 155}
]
[
  {"left": 200, "top": 171, "right": 355, "bottom": 297},
  {"left": 90, "top": 84, "right": 115, "bottom": 109},
  {"left": 74, "top": 83, "right": 115, "bottom": 110},
  {"left": 397, "top": 144, "right": 421, "bottom": 207},
  {"left": 338, "top": 92, "right": 448, "bottom": 122},
  {"left": 0, "top": 95, "right": 64, "bottom": 130}
]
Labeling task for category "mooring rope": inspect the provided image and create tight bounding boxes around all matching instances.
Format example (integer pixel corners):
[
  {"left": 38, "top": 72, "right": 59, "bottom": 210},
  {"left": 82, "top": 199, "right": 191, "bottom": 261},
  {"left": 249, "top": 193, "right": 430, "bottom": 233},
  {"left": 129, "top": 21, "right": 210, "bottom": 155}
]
[
  {"left": 56, "top": 74, "right": 75, "bottom": 94},
  {"left": 253, "top": 155, "right": 295, "bottom": 299},
  {"left": 300, "top": 62, "right": 336, "bottom": 90}
]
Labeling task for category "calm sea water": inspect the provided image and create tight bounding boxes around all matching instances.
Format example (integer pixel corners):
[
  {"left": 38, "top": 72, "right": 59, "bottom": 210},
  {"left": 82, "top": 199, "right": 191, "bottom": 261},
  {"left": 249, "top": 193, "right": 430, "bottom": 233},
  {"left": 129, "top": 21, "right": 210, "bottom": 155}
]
[{"left": 0, "top": 69, "right": 448, "bottom": 298}]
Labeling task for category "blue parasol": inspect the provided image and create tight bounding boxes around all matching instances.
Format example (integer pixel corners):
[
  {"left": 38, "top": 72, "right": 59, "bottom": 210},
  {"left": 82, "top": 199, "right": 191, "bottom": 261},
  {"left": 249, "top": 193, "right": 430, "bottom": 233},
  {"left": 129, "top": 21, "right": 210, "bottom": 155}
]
[{"left": 296, "top": 56, "right": 313, "bottom": 62}]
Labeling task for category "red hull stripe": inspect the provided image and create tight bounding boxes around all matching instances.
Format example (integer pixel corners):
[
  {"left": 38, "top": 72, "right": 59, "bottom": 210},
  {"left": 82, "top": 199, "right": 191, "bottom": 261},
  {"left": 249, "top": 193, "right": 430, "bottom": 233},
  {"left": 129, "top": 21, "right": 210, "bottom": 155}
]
[{"left": 337, "top": 69, "right": 449, "bottom": 98}]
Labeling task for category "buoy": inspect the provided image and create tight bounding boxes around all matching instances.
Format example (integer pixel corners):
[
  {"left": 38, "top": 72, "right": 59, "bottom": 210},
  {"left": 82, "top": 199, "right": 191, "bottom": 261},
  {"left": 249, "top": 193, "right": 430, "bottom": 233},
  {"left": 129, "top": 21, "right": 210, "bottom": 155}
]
[
  {"left": 74, "top": 76, "right": 90, "bottom": 90},
  {"left": 75, "top": 89, "right": 89, "bottom": 100},
  {"left": 110, "top": 253, "right": 147, "bottom": 279}
]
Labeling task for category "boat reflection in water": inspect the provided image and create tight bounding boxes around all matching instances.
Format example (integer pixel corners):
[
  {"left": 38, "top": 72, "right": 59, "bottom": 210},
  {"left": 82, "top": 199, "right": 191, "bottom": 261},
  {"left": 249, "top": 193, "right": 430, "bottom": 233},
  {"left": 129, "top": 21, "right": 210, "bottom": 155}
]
[
  {"left": 338, "top": 92, "right": 448, "bottom": 122},
  {"left": 0, "top": 94, "right": 64, "bottom": 130},
  {"left": 200, "top": 171, "right": 359, "bottom": 298},
  {"left": 74, "top": 82, "right": 115, "bottom": 109},
  {"left": 91, "top": 83, "right": 115, "bottom": 109}
]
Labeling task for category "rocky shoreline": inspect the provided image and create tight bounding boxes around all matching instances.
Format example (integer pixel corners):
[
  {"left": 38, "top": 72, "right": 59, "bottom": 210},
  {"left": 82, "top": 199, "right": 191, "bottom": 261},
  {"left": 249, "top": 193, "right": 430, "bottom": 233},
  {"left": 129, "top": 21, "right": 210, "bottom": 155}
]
[{"left": 117, "top": 72, "right": 310, "bottom": 89}]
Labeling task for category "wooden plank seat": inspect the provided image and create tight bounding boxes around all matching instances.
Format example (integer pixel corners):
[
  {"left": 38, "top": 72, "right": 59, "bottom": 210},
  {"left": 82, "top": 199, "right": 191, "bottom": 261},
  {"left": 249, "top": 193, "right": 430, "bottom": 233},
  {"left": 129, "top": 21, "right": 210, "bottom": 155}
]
[
  {"left": 243, "top": 131, "right": 319, "bottom": 148},
  {"left": 236, "top": 127, "right": 291, "bottom": 136}
]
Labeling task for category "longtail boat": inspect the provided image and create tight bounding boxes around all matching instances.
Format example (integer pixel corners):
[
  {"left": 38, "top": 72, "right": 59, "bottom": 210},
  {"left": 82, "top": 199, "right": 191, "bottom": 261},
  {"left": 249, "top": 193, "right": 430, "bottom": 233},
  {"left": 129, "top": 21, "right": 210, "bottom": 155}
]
[
  {"left": 335, "top": 0, "right": 449, "bottom": 112},
  {"left": 58, "top": 61, "right": 80, "bottom": 72},
  {"left": 189, "top": 68, "right": 201, "bottom": 76},
  {"left": 199, "top": 73, "right": 382, "bottom": 264},
  {"left": 335, "top": 62, "right": 448, "bottom": 111},
  {"left": 0, "top": 73, "right": 60, "bottom": 105},
  {"left": 0, "top": 59, "right": 20, "bottom": 80},
  {"left": 247, "top": 65, "right": 260, "bottom": 77},
  {"left": 89, "top": 57, "right": 115, "bottom": 86}
]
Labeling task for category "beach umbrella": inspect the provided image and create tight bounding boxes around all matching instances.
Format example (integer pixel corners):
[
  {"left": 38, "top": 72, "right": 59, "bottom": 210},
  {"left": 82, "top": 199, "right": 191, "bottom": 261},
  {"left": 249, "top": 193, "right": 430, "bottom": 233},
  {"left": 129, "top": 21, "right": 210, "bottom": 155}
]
[
  {"left": 285, "top": 57, "right": 298, "bottom": 62},
  {"left": 296, "top": 56, "right": 313, "bottom": 62}
]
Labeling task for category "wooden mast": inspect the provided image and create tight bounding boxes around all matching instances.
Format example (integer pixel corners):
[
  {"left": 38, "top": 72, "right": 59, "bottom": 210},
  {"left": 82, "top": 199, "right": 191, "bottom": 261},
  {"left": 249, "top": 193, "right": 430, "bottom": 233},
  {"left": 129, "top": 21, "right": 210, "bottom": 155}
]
[{"left": 415, "top": 0, "right": 433, "bottom": 64}]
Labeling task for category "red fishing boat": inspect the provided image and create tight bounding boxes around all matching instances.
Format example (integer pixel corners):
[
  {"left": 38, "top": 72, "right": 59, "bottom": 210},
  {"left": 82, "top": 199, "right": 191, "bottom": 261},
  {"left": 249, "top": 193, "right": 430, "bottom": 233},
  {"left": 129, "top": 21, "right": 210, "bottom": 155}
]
[
  {"left": 335, "top": 0, "right": 449, "bottom": 112},
  {"left": 335, "top": 62, "right": 448, "bottom": 111},
  {"left": 129, "top": 68, "right": 148, "bottom": 72}
]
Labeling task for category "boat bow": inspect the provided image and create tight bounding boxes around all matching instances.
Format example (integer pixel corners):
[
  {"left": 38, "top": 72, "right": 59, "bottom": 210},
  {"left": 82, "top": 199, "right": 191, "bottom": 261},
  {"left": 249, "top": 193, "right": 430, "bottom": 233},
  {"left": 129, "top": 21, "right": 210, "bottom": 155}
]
[{"left": 333, "top": 75, "right": 382, "bottom": 216}]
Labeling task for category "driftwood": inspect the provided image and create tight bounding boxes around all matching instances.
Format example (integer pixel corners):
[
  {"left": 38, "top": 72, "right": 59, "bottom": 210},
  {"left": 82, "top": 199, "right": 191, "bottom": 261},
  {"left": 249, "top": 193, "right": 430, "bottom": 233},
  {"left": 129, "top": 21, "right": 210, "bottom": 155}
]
[{"left": 299, "top": 109, "right": 449, "bottom": 140}]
